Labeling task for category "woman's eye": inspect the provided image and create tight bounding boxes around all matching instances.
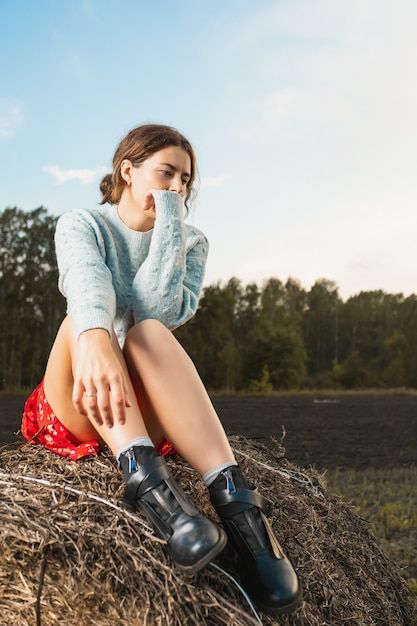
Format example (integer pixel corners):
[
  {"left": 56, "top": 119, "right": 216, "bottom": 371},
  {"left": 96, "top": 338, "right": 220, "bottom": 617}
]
[{"left": 159, "top": 170, "right": 188, "bottom": 186}]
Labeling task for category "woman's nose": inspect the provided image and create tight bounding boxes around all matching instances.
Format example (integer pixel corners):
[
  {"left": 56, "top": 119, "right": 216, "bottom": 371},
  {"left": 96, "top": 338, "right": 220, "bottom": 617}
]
[{"left": 169, "top": 175, "right": 184, "bottom": 194}]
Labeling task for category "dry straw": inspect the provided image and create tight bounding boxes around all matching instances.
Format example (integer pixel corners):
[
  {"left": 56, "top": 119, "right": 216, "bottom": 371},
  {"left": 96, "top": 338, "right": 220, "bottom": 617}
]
[{"left": 0, "top": 436, "right": 416, "bottom": 625}]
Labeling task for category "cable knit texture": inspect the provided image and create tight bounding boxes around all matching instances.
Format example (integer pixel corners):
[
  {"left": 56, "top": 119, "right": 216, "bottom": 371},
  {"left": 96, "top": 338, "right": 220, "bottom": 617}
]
[{"left": 55, "top": 190, "right": 209, "bottom": 346}]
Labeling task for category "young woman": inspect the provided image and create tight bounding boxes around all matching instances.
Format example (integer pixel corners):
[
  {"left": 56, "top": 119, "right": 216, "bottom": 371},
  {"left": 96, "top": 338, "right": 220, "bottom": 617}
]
[{"left": 21, "top": 123, "right": 301, "bottom": 615}]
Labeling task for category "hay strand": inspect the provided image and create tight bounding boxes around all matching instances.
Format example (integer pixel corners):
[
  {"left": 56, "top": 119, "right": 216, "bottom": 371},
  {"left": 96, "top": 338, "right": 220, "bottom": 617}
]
[{"left": 0, "top": 436, "right": 416, "bottom": 625}]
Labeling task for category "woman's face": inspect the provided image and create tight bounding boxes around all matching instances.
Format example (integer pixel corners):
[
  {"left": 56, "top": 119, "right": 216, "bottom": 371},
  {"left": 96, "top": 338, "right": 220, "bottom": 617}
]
[
  {"left": 119, "top": 146, "right": 192, "bottom": 230},
  {"left": 126, "top": 145, "right": 191, "bottom": 198}
]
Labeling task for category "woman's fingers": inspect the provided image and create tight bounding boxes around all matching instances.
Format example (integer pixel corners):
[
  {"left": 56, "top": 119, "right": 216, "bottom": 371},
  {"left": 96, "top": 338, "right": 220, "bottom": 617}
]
[
  {"left": 72, "top": 329, "right": 132, "bottom": 429},
  {"left": 95, "top": 385, "right": 114, "bottom": 428},
  {"left": 73, "top": 376, "right": 130, "bottom": 429},
  {"left": 107, "top": 380, "right": 127, "bottom": 426},
  {"left": 72, "top": 379, "right": 92, "bottom": 418},
  {"left": 143, "top": 190, "right": 156, "bottom": 211}
]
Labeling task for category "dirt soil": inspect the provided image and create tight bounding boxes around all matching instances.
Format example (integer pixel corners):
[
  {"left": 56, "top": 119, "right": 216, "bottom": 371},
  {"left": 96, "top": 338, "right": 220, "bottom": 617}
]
[
  {"left": 213, "top": 395, "right": 417, "bottom": 470},
  {"left": 1, "top": 393, "right": 416, "bottom": 471}
]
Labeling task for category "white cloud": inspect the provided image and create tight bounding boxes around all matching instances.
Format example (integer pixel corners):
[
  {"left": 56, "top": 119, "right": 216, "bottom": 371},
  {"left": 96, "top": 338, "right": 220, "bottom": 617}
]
[
  {"left": 42, "top": 165, "right": 108, "bottom": 185},
  {"left": 80, "top": 0, "right": 100, "bottom": 22},
  {"left": 0, "top": 100, "right": 24, "bottom": 138},
  {"left": 263, "top": 84, "right": 350, "bottom": 126},
  {"left": 60, "top": 48, "right": 91, "bottom": 81},
  {"left": 200, "top": 175, "right": 229, "bottom": 187},
  {"left": 265, "top": 89, "right": 300, "bottom": 121},
  {"left": 236, "top": 0, "right": 417, "bottom": 144}
]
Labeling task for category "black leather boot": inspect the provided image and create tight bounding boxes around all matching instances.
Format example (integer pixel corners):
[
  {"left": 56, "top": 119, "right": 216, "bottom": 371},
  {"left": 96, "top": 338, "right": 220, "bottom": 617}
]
[
  {"left": 209, "top": 466, "right": 302, "bottom": 615},
  {"left": 121, "top": 446, "right": 227, "bottom": 575}
]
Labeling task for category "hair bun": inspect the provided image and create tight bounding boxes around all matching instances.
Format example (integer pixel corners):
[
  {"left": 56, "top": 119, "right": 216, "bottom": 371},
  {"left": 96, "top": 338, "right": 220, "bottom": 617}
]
[{"left": 99, "top": 173, "right": 114, "bottom": 205}]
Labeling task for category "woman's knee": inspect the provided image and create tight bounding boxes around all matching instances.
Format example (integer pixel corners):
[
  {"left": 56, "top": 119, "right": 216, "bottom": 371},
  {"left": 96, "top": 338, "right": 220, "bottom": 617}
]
[
  {"left": 124, "top": 319, "right": 179, "bottom": 361},
  {"left": 126, "top": 319, "right": 170, "bottom": 345}
]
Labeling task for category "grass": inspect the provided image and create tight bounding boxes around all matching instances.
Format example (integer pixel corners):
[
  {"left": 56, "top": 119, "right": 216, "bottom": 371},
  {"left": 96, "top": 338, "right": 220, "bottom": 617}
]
[
  {"left": 0, "top": 389, "right": 30, "bottom": 397},
  {"left": 209, "top": 387, "right": 417, "bottom": 398},
  {"left": 4, "top": 386, "right": 417, "bottom": 399},
  {"left": 325, "top": 466, "right": 417, "bottom": 594}
]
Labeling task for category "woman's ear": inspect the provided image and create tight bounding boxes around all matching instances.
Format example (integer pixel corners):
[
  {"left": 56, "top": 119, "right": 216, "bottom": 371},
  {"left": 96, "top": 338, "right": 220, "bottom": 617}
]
[{"left": 120, "top": 159, "right": 133, "bottom": 185}]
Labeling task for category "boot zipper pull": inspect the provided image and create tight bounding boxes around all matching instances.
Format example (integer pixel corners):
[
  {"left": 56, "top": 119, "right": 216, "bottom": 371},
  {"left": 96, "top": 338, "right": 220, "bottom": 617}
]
[
  {"left": 222, "top": 468, "right": 236, "bottom": 494},
  {"left": 126, "top": 448, "right": 138, "bottom": 474}
]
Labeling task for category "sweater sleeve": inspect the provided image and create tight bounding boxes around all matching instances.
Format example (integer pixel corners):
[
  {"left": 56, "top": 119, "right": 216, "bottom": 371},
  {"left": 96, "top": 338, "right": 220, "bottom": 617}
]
[
  {"left": 132, "top": 190, "right": 209, "bottom": 329},
  {"left": 55, "top": 209, "right": 116, "bottom": 339}
]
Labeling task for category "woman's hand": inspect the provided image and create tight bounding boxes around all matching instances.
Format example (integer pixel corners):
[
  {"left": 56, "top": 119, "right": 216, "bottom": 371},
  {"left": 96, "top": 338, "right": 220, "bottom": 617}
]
[
  {"left": 142, "top": 189, "right": 182, "bottom": 214},
  {"left": 143, "top": 190, "right": 156, "bottom": 212},
  {"left": 72, "top": 329, "right": 131, "bottom": 429}
]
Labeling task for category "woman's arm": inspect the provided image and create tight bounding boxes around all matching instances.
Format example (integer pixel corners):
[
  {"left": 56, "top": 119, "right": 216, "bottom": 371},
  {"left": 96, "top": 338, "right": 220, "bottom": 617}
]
[
  {"left": 55, "top": 209, "right": 116, "bottom": 339},
  {"left": 72, "top": 327, "right": 131, "bottom": 428},
  {"left": 55, "top": 211, "right": 130, "bottom": 425},
  {"left": 132, "top": 190, "right": 209, "bottom": 328}
]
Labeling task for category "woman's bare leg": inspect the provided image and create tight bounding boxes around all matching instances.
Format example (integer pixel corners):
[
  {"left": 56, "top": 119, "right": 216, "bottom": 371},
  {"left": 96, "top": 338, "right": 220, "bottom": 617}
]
[
  {"left": 44, "top": 316, "right": 158, "bottom": 454},
  {"left": 44, "top": 317, "right": 235, "bottom": 474},
  {"left": 123, "top": 319, "right": 235, "bottom": 474}
]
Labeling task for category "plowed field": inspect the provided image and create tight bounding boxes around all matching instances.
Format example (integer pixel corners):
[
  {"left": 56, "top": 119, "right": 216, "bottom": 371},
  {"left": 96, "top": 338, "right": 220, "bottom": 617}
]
[{"left": 1, "top": 393, "right": 416, "bottom": 470}]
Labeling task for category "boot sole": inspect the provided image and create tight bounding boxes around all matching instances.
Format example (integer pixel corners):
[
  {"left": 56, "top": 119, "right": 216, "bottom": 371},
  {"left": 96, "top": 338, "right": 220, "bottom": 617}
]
[
  {"left": 175, "top": 527, "right": 227, "bottom": 576},
  {"left": 254, "top": 580, "right": 303, "bottom": 615}
]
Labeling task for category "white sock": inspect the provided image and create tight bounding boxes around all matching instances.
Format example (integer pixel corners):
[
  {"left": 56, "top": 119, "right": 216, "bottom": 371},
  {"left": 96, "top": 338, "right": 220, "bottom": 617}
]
[
  {"left": 116, "top": 436, "right": 154, "bottom": 464},
  {"left": 202, "top": 461, "right": 238, "bottom": 486}
]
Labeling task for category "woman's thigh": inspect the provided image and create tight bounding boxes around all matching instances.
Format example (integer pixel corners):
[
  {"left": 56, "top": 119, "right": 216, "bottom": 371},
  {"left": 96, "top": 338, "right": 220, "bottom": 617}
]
[{"left": 44, "top": 316, "right": 101, "bottom": 442}]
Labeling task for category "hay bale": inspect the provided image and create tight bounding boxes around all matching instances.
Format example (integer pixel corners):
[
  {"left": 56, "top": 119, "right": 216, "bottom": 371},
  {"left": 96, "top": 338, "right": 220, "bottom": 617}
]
[{"left": 0, "top": 436, "right": 416, "bottom": 626}]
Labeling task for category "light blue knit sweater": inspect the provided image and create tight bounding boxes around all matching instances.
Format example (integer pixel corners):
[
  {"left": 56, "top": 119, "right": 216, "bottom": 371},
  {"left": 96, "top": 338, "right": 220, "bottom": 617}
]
[{"left": 55, "top": 190, "right": 209, "bottom": 346}]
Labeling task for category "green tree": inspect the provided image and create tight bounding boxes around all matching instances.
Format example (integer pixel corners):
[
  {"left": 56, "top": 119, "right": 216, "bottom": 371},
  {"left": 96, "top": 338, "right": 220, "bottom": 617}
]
[
  {"left": 303, "top": 279, "right": 341, "bottom": 385},
  {"left": 0, "top": 207, "right": 65, "bottom": 390},
  {"left": 397, "top": 295, "right": 417, "bottom": 388},
  {"left": 337, "top": 291, "right": 404, "bottom": 388},
  {"left": 381, "top": 330, "right": 407, "bottom": 387},
  {"left": 175, "top": 278, "right": 242, "bottom": 390},
  {"left": 237, "top": 278, "right": 306, "bottom": 390},
  {"left": 176, "top": 277, "right": 307, "bottom": 391}
]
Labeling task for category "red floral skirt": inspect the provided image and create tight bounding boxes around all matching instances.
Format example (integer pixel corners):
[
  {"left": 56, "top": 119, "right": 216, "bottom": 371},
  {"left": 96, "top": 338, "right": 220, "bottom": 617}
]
[{"left": 21, "top": 380, "right": 176, "bottom": 461}]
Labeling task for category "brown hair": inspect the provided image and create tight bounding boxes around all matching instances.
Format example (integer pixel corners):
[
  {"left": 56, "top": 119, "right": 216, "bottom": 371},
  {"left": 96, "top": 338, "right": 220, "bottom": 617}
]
[{"left": 99, "top": 124, "right": 198, "bottom": 210}]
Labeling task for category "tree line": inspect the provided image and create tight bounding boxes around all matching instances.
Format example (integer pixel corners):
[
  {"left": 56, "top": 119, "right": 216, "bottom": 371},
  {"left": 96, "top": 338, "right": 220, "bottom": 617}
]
[{"left": 1, "top": 206, "right": 416, "bottom": 392}]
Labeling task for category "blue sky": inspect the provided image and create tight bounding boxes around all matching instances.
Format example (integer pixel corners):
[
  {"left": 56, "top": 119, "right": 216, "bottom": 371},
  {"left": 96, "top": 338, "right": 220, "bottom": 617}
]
[{"left": 1, "top": 0, "right": 416, "bottom": 299}]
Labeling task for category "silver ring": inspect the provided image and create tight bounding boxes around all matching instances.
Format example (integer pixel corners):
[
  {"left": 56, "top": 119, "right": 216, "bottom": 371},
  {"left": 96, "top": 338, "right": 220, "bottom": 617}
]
[{"left": 86, "top": 392, "right": 97, "bottom": 398}]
